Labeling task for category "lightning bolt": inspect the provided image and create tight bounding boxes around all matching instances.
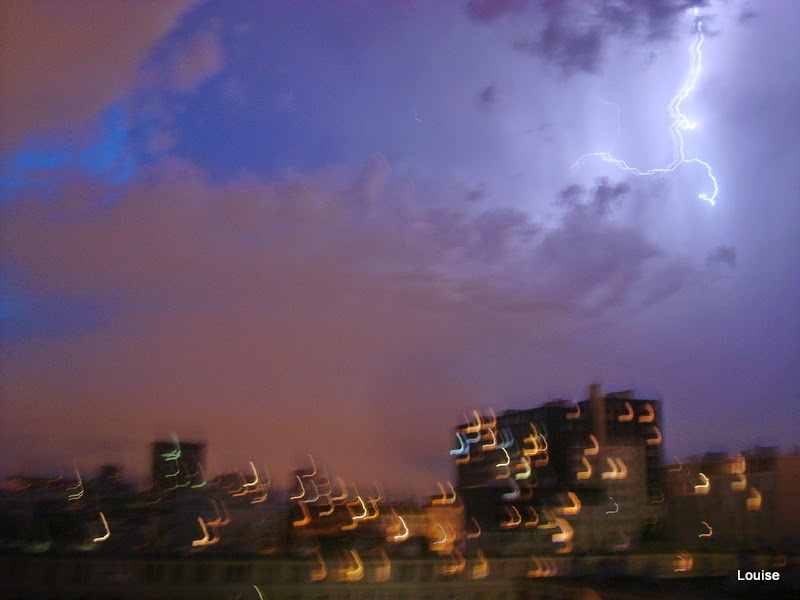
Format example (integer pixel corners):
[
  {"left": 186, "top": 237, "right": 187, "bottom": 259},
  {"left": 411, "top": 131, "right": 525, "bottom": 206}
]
[{"left": 574, "top": 8, "right": 718, "bottom": 206}]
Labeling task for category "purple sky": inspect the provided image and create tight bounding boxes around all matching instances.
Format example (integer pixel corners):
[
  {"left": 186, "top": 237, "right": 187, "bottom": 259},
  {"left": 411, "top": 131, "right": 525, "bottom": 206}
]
[{"left": 1, "top": 0, "right": 798, "bottom": 492}]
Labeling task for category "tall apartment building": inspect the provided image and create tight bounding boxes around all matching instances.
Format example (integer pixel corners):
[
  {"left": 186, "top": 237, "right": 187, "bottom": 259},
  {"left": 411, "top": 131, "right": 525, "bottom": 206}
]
[
  {"left": 453, "top": 384, "right": 664, "bottom": 554},
  {"left": 151, "top": 436, "right": 207, "bottom": 490},
  {"left": 663, "top": 446, "right": 800, "bottom": 550}
]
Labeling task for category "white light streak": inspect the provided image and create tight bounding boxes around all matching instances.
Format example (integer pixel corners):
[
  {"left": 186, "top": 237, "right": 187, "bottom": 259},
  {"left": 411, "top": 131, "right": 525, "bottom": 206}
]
[
  {"left": 391, "top": 514, "right": 409, "bottom": 542},
  {"left": 698, "top": 520, "right": 713, "bottom": 538},
  {"left": 67, "top": 463, "right": 84, "bottom": 501},
  {"left": 574, "top": 8, "right": 719, "bottom": 206},
  {"left": 606, "top": 496, "right": 620, "bottom": 515},
  {"left": 92, "top": 512, "right": 110, "bottom": 543}
]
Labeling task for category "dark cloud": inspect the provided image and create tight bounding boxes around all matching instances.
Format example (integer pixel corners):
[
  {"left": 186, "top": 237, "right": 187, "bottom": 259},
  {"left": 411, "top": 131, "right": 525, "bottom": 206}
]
[
  {"left": 556, "top": 177, "right": 630, "bottom": 216},
  {"left": 557, "top": 183, "right": 586, "bottom": 208},
  {"left": 0, "top": 160, "right": 516, "bottom": 316},
  {"left": 479, "top": 0, "right": 708, "bottom": 74},
  {"left": 3, "top": 159, "right": 677, "bottom": 346},
  {"left": 515, "top": 22, "right": 604, "bottom": 75},
  {"left": 478, "top": 84, "right": 498, "bottom": 112},
  {"left": 541, "top": 179, "right": 660, "bottom": 313},
  {"left": 469, "top": 207, "right": 541, "bottom": 261},
  {"left": 465, "top": 183, "right": 488, "bottom": 203},
  {"left": 738, "top": 8, "right": 758, "bottom": 24},
  {"left": 706, "top": 244, "right": 737, "bottom": 268},
  {"left": 465, "top": 0, "right": 530, "bottom": 23},
  {"left": 600, "top": 0, "right": 707, "bottom": 40},
  {"left": 592, "top": 177, "right": 631, "bottom": 215}
]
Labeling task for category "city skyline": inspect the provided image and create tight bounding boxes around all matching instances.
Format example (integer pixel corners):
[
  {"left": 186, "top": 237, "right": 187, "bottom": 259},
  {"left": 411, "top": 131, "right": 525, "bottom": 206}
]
[{"left": 2, "top": 384, "right": 794, "bottom": 496}]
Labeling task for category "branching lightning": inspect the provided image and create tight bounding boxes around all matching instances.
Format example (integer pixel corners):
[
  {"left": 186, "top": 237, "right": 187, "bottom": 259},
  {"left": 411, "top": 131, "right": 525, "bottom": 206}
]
[{"left": 574, "top": 8, "right": 718, "bottom": 206}]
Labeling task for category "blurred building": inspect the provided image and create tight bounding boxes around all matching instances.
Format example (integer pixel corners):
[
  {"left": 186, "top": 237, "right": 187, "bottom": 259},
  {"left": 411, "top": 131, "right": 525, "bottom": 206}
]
[
  {"left": 664, "top": 446, "right": 800, "bottom": 550},
  {"left": 151, "top": 436, "right": 206, "bottom": 490},
  {"left": 454, "top": 384, "right": 665, "bottom": 554},
  {"left": 84, "top": 464, "right": 132, "bottom": 498}
]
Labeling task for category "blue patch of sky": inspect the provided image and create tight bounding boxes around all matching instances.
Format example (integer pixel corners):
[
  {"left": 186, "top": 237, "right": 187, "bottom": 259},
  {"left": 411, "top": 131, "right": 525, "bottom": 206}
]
[
  {"left": 146, "top": 0, "right": 377, "bottom": 181},
  {"left": 0, "top": 105, "right": 138, "bottom": 203},
  {"left": 167, "top": 90, "right": 348, "bottom": 180},
  {"left": 1, "top": 0, "right": 399, "bottom": 201}
]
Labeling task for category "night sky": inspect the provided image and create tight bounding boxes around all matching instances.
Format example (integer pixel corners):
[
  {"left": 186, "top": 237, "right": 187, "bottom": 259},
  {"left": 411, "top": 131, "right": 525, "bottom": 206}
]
[{"left": 1, "top": 0, "right": 798, "bottom": 492}]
